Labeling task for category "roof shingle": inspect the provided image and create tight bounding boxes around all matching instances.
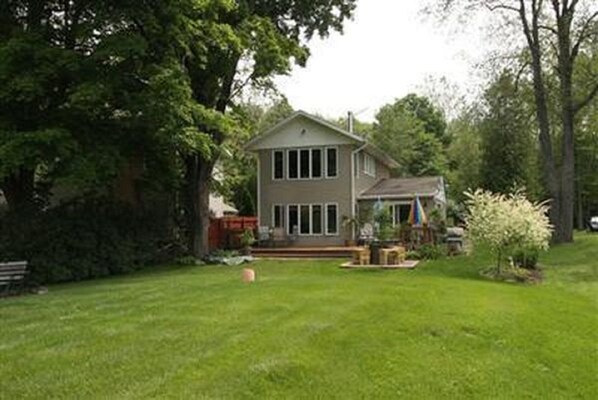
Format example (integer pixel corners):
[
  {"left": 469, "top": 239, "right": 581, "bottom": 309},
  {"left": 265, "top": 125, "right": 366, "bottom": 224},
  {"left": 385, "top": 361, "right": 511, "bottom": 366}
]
[{"left": 359, "top": 177, "right": 444, "bottom": 199}]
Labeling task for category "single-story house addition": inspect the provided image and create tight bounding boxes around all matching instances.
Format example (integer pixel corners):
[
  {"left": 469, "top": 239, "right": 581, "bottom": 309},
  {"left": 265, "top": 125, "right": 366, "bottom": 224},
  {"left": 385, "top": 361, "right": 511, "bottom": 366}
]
[{"left": 245, "top": 110, "right": 447, "bottom": 246}]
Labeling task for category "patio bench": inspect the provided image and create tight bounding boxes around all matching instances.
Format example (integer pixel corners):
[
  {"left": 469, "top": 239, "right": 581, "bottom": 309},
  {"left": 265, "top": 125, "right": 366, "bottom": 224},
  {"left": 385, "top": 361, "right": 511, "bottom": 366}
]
[{"left": 0, "top": 261, "right": 28, "bottom": 297}]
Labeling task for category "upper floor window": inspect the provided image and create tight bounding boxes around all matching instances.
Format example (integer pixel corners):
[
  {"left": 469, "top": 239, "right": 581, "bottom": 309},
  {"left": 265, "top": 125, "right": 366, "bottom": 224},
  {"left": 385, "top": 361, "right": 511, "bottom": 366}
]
[
  {"left": 364, "top": 153, "right": 376, "bottom": 177},
  {"left": 326, "top": 147, "right": 338, "bottom": 178},
  {"left": 286, "top": 148, "right": 324, "bottom": 180},
  {"left": 273, "top": 150, "right": 284, "bottom": 180}
]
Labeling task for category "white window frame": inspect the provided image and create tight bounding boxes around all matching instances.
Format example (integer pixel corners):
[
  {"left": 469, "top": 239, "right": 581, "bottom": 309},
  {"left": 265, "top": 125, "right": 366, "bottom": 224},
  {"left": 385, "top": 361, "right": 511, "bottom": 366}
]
[
  {"left": 287, "top": 149, "right": 299, "bottom": 180},
  {"left": 272, "top": 150, "right": 284, "bottom": 181},
  {"left": 286, "top": 203, "right": 325, "bottom": 236},
  {"left": 272, "top": 204, "right": 284, "bottom": 228},
  {"left": 325, "top": 146, "right": 339, "bottom": 179},
  {"left": 325, "top": 203, "right": 339, "bottom": 236},
  {"left": 364, "top": 153, "right": 376, "bottom": 177}
]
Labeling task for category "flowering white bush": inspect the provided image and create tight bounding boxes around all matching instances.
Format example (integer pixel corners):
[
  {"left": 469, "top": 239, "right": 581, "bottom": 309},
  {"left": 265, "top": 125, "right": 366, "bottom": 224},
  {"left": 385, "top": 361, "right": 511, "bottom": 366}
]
[{"left": 464, "top": 189, "right": 553, "bottom": 271}]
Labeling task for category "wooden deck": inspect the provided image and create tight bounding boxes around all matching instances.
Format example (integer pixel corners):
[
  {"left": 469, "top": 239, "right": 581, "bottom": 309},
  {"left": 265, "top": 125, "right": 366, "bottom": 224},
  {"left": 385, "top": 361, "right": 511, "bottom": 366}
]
[
  {"left": 251, "top": 246, "right": 359, "bottom": 259},
  {"left": 340, "top": 260, "right": 419, "bottom": 269}
]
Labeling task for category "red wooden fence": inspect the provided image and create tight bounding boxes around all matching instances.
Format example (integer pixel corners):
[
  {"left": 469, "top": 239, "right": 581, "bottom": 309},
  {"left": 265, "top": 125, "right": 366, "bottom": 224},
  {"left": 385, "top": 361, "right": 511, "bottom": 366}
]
[{"left": 209, "top": 216, "right": 258, "bottom": 251}]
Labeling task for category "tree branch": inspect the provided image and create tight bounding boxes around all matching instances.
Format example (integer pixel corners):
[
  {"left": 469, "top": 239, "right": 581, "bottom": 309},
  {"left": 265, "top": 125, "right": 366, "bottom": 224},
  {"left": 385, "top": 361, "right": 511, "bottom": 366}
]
[
  {"left": 486, "top": 3, "right": 520, "bottom": 13},
  {"left": 574, "top": 80, "right": 598, "bottom": 114},
  {"left": 571, "top": 11, "right": 598, "bottom": 62}
]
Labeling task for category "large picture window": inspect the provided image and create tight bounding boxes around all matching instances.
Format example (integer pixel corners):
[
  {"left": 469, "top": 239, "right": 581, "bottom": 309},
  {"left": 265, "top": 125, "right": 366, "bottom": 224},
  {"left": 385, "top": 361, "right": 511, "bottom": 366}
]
[
  {"left": 326, "top": 147, "right": 338, "bottom": 178},
  {"left": 287, "top": 204, "right": 324, "bottom": 236},
  {"left": 325, "top": 203, "right": 338, "bottom": 235},
  {"left": 273, "top": 151, "right": 284, "bottom": 180}
]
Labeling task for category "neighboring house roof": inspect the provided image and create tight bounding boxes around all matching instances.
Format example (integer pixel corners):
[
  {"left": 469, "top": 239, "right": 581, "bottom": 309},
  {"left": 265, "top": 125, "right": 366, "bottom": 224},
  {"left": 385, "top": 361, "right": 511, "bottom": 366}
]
[
  {"left": 244, "top": 110, "right": 399, "bottom": 169},
  {"left": 209, "top": 195, "right": 238, "bottom": 218},
  {"left": 358, "top": 176, "right": 446, "bottom": 201}
]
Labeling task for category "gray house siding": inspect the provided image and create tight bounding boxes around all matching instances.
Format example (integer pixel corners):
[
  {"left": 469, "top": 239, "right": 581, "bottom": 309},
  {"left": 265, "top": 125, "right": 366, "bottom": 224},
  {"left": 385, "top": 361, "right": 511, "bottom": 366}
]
[
  {"left": 354, "top": 151, "right": 391, "bottom": 196},
  {"left": 258, "top": 145, "right": 354, "bottom": 246}
]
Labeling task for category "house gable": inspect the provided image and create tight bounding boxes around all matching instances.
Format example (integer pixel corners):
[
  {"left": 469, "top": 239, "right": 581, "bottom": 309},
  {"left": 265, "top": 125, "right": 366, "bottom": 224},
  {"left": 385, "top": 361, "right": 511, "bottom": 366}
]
[{"left": 245, "top": 111, "right": 364, "bottom": 151}]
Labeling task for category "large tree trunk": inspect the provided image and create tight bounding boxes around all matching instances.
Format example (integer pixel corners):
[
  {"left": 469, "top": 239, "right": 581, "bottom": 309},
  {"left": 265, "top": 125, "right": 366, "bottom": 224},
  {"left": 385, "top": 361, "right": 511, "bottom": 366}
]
[
  {"left": 554, "top": 3, "right": 576, "bottom": 243},
  {"left": 184, "top": 155, "right": 213, "bottom": 258}
]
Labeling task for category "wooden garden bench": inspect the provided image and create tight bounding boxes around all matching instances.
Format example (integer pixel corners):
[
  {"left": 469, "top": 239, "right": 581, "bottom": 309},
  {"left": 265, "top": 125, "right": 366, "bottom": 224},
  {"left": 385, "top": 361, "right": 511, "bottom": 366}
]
[{"left": 0, "top": 261, "right": 28, "bottom": 297}]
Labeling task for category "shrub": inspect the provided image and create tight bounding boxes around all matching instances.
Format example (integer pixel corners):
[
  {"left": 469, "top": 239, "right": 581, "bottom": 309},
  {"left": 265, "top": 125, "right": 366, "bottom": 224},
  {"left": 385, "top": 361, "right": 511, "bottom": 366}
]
[
  {"left": 0, "top": 198, "right": 181, "bottom": 284},
  {"left": 417, "top": 244, "right": 445, "bottom": 260},
  {"left": 465, "top": 189, "right": 552, "bottom": 273},
  {"left": 512, "top": 248, "right": 539, "bottom": 269}
]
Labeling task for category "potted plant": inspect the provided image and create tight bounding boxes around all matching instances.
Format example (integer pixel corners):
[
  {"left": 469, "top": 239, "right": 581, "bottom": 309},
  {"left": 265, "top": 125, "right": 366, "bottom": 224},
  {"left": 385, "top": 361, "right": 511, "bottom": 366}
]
[{"left": 239, "top": 228, "right": 256, "bottom": 256}]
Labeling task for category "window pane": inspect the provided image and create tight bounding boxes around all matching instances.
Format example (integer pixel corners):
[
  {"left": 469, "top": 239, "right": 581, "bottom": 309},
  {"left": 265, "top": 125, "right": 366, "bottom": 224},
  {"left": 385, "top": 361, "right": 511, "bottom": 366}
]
[
  {"left": 288, "top": 150, "right": 298, "bottom": 179},
  {"left": 274, "top": 151, "right": 284, "bottom": 180},
  {"left": 288, "top": 205, "right": 298, "bottom": 235},
  {"left": 274, "top": 205, "right": 284, "bottom": 228},
  {"left": 399, "top": 204, "right": 411, "bottom": 224},
  {"left": 300, "top": 205, "right": 310, "bottom": 234},
  {"left": 326, "top": 204, "right": 338, "bottom": 234},
  {"left": 312, "top": 149, "right": 322, "bottom": 178},
  {"left": 326, "top": 148, "right": 337, "bottom": 177},
  {"left": 300, "top": 149, "right": 310, "bottom": 178},
  {"left": 312, "top": 205, "right": 322, "bottom": 234}
]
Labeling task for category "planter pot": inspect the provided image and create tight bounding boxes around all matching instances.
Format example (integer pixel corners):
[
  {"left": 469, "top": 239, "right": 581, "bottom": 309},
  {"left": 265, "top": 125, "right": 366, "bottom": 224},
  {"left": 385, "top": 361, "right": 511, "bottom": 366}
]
[{"left": 369, "top": 242, "right": 381, "bottom": 265}]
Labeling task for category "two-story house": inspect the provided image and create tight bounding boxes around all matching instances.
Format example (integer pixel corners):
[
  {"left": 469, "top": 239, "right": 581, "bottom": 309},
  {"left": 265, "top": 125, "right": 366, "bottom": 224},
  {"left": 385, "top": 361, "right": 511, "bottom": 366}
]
[{"left": 245, "top": 111, "right": 446, "bottom": 246}]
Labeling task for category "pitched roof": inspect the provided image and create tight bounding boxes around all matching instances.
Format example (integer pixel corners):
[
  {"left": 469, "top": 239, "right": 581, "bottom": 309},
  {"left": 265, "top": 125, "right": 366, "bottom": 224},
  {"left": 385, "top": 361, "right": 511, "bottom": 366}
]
[
  {"left": 244, "top": 110, "right": 399, "bottom": 169},
  {"left": 244, "top": 110, "right": 366, "bottom": 150},
  {"left": 358, "top": 176, "right": 445, "bottom": 200}
]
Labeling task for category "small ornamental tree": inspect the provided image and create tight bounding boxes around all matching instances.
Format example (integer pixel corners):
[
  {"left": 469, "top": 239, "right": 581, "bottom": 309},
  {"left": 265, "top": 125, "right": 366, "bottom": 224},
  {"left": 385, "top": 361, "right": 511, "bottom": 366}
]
[{"left": 464, "top": 189, "right": 552, "bottom": 273}]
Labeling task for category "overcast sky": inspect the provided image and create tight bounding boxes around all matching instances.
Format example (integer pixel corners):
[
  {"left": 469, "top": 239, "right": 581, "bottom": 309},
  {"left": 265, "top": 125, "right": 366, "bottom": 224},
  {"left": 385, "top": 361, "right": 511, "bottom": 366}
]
[{"left": 275, "top": 1, "right": 488, "bottom": 122}]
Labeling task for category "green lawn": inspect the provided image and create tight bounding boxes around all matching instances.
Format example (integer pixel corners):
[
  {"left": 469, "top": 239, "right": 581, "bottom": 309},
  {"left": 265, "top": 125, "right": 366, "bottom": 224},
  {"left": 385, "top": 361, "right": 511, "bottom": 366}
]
[{"left": 1, "top": 234, "right": 597, "bottom": 399}]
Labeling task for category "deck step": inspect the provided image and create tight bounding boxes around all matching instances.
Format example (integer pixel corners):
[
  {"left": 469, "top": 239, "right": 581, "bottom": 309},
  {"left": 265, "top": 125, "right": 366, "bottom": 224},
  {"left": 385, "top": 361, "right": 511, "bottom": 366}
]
[{"left": 252, "top": 247, "right": 354, "bottom": 259}]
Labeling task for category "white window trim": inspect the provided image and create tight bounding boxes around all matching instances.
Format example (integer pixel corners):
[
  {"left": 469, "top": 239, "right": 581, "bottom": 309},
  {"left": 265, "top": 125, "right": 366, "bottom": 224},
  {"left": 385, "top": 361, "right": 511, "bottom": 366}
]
[
  {"left": 286, "top": 203, "right": 324, "bottom": 236},
  {"left": 272, "top": 150, "right": 284, "bottom": 181},
  {"left": 286, "top": 147, "right": 326, "bottom": 180},
  {"left": 325, "top": 146, "right": 339, "bottom": 179},
  {"left": 325, "top": 202, "right": 339, "bottom": 236},
  {"left": 364, "top": 153, "right": 376, "bottom": 178},
  {"left": 272, "top": 204, "right": 284, "bottom": 228}
]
